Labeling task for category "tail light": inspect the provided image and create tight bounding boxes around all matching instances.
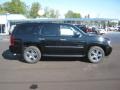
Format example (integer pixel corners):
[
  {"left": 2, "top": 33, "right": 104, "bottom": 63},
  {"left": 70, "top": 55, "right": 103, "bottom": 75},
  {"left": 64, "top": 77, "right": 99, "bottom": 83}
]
[
  {"left": 10, "top": 35, "right": 15, "bottom": 46},
  {"left": 86, "top": 29, "right": 89, "bottom": 32}
]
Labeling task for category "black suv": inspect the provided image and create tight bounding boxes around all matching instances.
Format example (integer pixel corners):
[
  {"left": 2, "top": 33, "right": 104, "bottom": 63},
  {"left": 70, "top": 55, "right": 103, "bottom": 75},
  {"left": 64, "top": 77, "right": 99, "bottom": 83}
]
[{"left": 9, "top": 22, "right": 112, "bottom": 63}]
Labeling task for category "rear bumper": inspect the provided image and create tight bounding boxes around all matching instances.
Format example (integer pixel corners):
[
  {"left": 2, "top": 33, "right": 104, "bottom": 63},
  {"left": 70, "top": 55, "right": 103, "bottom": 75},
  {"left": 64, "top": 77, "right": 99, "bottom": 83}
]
[{"left": 9, "top": 45, "right": 22, "bottom": 54}]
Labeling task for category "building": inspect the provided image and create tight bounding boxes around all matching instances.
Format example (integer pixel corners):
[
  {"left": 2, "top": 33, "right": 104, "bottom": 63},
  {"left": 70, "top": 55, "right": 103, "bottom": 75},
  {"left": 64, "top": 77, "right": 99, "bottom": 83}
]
[
  {"left": 0, "top": 14, "right": 119, "bottom": 35},
  {"left": 0, "top": 14, "right": 26, "bottom": 35}
]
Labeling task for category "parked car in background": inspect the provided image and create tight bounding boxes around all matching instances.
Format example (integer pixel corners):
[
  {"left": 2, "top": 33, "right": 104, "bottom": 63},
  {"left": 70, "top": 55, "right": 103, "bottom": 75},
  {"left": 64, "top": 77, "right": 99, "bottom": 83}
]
[
  {"left": 75, "top": 25, "right": 99, "bottom": 34},
  {"left": 74, "top": 25, "right": 88, "bottom": 33},
  {"left": 108, "top": 27, "right": 118, "bottom": 31},
  {"left": 88, "top": 27, "right": 107, "bottom": 35},
  {"left": 117, "top": 27, "right": 120, "bottom": 32},
  {"left": 97, "top": 28, "right": 107, "bottom": 35},
  {"left": 91, "top": 27, "right": 100, "bottom": 34},
  {"left": 114, "top": 27, "right": 119, "bottom": 31},
  {"left": 9, "top": 22, "right": 112, "bottom": 64}
]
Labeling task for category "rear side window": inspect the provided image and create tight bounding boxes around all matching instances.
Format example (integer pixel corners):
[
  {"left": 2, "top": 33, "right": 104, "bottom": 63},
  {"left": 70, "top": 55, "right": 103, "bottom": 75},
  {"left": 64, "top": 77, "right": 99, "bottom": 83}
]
[
  {"left": 13, "top": 24, "right": 42, "bottom": 35},
  {"left": 41, "top": 24, "right": 59, "bottom": 36}
]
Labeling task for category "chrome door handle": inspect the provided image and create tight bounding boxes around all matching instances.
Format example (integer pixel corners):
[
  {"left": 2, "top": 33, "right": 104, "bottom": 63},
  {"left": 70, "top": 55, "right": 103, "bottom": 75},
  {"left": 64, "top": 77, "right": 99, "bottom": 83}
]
[
  {"left": 60, "top": 38, "right": 66, "bottom": 41},
  {"left": 39, "top": 38, "right": 45, "bottom": 40}
]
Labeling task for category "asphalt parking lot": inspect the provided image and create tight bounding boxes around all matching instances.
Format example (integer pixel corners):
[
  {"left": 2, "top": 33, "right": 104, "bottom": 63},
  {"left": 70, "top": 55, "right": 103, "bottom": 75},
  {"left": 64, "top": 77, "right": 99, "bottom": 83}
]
[{"left": 0, "top": 32, "right": 120, "bottom": 90}]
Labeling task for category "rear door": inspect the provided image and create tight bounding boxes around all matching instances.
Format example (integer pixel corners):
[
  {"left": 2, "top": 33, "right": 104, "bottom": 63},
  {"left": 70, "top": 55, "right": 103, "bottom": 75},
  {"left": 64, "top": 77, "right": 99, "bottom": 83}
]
[{"left": 40, "top": 23, "right": 60, "bottom": 55}]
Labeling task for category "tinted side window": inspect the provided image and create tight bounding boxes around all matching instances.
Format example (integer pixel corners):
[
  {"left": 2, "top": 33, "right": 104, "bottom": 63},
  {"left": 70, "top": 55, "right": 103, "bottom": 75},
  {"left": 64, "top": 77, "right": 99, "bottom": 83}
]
[
  {"left": 60, "top": 25, "right": 78, "bottom": 36},
  {"left": 41, "top": 24, "right": 59, "bottom": 36}
]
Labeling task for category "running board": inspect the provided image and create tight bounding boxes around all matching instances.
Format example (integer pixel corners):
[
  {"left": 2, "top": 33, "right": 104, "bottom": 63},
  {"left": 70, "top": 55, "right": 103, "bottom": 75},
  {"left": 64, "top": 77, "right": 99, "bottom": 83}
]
[{"left": 43, "top": 54, "right": 85, "bottom": 57}]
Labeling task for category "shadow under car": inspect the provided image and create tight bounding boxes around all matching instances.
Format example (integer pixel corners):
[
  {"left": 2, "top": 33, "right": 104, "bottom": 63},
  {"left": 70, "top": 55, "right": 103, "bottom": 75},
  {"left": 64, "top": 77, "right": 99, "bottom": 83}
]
[{"left": 2, "top": 49, "right": 89, "bottom": 63}]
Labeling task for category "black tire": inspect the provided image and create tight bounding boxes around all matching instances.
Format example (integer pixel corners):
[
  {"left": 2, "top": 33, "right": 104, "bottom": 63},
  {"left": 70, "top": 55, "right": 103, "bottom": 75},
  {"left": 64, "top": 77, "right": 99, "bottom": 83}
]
[
  {"left": 88, "top": 46, "right": 105, "bottom": 63},
  {"left": 23, "top": 46, "right": 41, "bottom": 64}
]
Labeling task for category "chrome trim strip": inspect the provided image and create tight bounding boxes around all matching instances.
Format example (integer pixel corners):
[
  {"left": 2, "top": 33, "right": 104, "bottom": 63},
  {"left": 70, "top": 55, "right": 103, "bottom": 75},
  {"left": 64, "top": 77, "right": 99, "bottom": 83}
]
[
  {"left": 45, "top": 46, "right": 84, "bottom": 48},
  {"left": 60, "top": 38, "right": 67, "bottom": 41},
  {"left": 38, "top": 38, "right": 45, "bottom": 40},
  {"left": 43, "top": 54, "right": 84, "bottom": 57}
]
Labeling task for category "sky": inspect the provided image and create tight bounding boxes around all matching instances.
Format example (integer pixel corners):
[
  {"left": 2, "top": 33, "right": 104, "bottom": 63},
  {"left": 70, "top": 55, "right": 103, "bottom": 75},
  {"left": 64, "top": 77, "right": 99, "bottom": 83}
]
[{"left": 0, "top": 0, "right": 120, "bottom": 19}]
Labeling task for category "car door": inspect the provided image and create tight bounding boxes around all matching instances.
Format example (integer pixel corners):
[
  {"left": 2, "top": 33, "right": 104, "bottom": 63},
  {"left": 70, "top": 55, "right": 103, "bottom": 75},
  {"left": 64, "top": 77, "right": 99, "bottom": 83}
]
[
  {"left": 40, "top": 23, "right": 61, "bottom": 55},
  {"left": 57, "top": 24, "right": 86, "bottom": 56}
]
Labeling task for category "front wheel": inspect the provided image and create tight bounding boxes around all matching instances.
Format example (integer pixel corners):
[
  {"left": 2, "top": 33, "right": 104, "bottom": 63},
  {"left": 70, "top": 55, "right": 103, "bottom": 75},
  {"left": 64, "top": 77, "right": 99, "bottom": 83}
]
[
  {"left": 88, "top": 46, "right": 105, "bottom": 63},
  {"left": 23, "top": 46, "right": 41, "bottom": 64}
]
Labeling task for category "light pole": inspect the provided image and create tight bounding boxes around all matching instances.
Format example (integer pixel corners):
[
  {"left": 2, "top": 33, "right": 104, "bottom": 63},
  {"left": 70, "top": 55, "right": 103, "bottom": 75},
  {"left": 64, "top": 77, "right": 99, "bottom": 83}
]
[
  {"left": 5, "top": 13, "right": 9, "bottom": 35},
  {"left": 0, "top": 14, "right": 2, "bottom": 35}
]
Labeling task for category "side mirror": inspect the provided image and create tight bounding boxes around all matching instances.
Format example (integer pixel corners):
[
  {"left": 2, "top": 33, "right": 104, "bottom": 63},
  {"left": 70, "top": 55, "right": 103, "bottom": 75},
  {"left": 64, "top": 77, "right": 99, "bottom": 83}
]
[{"left": 74, "top": 33, "right": 80, "bottom": 37}]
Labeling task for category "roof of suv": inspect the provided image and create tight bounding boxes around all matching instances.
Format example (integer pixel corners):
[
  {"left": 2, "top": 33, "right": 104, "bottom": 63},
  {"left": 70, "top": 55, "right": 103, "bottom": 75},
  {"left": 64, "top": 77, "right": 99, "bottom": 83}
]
[
  {"left": 16, "top": 22, "right": 72, "bottom": 26},
  {"left": 13, "top": 22, "right": 86, "bottom": 35}
]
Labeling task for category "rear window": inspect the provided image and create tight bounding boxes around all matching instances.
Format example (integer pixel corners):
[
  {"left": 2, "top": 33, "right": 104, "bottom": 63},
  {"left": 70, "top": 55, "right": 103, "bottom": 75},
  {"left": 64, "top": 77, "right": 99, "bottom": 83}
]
[{"left": 13, "top": 24, "right": 42, "bottom": 35}]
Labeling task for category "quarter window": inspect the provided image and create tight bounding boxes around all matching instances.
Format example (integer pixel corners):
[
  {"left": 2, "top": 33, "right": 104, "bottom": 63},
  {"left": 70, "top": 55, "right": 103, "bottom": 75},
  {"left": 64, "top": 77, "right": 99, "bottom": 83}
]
[{"left": 13, "top": 24, "right": 42, "bottom": 35}]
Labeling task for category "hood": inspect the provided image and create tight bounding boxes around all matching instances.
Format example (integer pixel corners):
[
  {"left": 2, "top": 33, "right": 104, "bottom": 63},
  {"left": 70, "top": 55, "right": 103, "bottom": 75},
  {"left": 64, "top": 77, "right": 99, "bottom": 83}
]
[{"left": 86, "top": 33, "right": 108, "bottom": 43}]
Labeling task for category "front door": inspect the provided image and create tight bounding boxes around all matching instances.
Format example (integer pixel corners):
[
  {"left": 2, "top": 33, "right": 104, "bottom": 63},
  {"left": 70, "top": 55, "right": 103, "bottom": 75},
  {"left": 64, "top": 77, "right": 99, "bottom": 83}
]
[{"left": 57, "top": 24, "right": 86, "bottom": 56}]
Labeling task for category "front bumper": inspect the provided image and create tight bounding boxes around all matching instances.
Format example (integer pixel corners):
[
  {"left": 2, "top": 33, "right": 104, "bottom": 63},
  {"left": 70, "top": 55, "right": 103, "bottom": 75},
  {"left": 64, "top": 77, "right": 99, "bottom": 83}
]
[{"left": 105, "top": 46, "right": 112, "bottom": 56}]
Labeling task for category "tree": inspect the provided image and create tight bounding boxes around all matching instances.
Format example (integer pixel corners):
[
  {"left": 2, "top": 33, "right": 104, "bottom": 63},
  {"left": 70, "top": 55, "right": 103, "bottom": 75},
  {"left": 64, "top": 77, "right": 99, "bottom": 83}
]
[
  {"left": 108, "top": 21, "right": 117, "bottom": 27},
  {"left": 65, "top": 10, "right": 81, "bottom": 18},
  {"left": 0, "top": 4, "right": 7, "bottom": 14},
  {"left": 118, "top": 21, "right": 120, "bottom": 26},
  {"left": 43, "top": 7, "right": 59, "bottom": 18},
  {"left": 29, "top": 2, "right": 41, "bottom": 18},
  {"left": 3, "top": 0, "right": 26, "bottom": 14}
]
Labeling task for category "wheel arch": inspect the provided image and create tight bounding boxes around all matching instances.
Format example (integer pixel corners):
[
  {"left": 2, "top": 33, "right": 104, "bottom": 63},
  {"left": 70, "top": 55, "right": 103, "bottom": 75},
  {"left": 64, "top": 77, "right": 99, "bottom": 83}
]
[
  {"left": 86, "top": 44, "right": 107, "bottom": 56},
  {"left": 23, "top": 43, "right": 43, "bottom": 53}
]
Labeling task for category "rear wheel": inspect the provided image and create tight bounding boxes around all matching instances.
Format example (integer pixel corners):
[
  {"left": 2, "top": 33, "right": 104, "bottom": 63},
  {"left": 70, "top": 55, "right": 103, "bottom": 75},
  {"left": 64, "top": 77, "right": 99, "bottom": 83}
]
[
  {"left": 88, "top": 46, "right": 105, "bottom": 63},
  {"left": 23, "top": 46, "right": 41, "bottom": 64}
]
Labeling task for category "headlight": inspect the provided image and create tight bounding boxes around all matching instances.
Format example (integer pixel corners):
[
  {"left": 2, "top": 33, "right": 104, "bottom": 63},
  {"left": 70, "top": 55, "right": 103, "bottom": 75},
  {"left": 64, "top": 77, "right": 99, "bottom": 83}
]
[{"left": 99, "top": 37, "right": 104, "bottom": 42}]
